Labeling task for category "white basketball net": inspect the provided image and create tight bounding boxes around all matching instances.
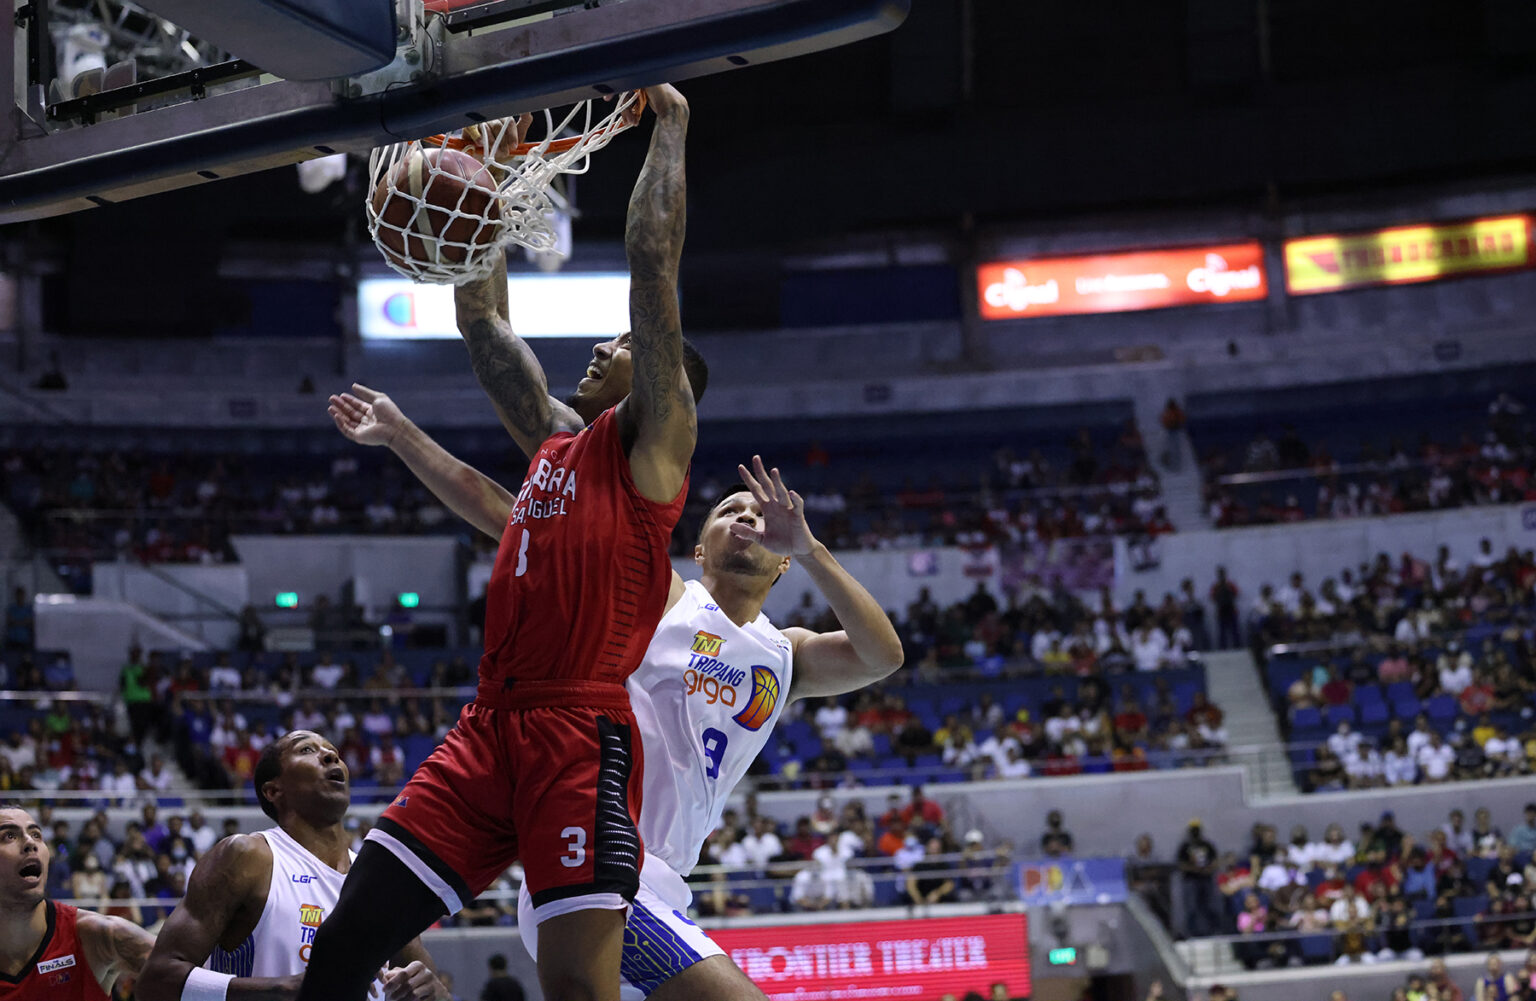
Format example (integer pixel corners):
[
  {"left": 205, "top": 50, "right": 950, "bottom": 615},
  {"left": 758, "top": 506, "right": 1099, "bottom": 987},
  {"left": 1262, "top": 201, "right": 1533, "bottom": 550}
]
[{"left": 365, "top": 92, "right": 644, "bottom": 285}]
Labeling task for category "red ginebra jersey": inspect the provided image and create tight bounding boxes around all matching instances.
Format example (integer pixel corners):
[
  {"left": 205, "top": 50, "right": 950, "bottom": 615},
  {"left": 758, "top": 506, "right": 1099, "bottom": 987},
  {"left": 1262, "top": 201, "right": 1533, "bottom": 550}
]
[
  {"left": 0, "top": 903, "right": 110, "bottom": 1001},
  {"left": 478, "top": 407, "right": 688, "bottom": 694}
]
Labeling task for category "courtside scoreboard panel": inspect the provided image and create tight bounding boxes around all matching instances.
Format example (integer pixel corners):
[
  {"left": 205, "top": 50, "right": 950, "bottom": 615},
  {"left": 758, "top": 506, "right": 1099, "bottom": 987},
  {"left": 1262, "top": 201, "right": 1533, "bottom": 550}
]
[{"left": 0, "top": 0, "right": 909, "bottom": 223}]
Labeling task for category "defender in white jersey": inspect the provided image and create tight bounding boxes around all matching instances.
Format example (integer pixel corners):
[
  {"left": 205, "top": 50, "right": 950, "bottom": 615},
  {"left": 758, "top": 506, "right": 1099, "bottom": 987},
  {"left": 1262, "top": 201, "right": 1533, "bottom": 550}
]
[
  {"left": 137, "top": 731, "right": 448, "bottom": 1001},
  {"left": 331, "top": 392, "right": 905, "bottom": 999}
]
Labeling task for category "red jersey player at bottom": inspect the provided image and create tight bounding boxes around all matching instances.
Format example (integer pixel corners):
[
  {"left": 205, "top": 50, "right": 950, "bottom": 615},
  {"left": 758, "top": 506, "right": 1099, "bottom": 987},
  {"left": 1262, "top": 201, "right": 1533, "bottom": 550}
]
[{"left": 0, "top": 806, "right": 155, "bottom": 1001}]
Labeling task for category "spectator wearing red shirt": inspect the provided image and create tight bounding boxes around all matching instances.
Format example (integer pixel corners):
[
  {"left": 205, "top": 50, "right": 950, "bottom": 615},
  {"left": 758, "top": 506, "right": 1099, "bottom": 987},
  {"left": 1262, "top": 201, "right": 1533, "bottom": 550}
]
[
  {"left": 784, "top": 817, "right": 826, "bottom": 860},
  {"left": 1319, "top": 668, "right": 1353, "bottom": 707},
  {"left": 1459, "top": 675, "right": 1496, "bottom": 717},
  {"left": 221, "top": 729, "right": 261, "bottom": 783},
  {"left": 1113, "top": 694, "right": 1149, "bottom": 743},
  {"left": 1314, "top": 868, "right": 1347, "bottom": 906},
  {"left": 899, "top": 785, "right": 945, "bottom": 831},
  {"left": 877, "top": 819, "right": 908, "bottom": 857}
]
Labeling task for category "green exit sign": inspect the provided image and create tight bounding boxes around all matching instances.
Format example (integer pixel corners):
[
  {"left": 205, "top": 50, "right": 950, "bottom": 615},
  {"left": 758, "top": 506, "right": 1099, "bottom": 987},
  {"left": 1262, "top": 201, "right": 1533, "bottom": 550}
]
[
  {"left": 398, "top": 592, "right": 420, "bottom": 608},
  {"left": 274, "top": 592, "right": 298, "bottom": 608},
  {"left": 1048, "top": 947, "right": 1078, "bottom": 966}
]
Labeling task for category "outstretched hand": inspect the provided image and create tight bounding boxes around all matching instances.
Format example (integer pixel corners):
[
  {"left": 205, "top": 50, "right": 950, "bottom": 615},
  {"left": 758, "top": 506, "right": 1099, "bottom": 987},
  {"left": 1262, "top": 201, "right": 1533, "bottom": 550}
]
[
  {"left": 732, "top": 454, "right": 815, "bottom": 557},
  {"left": 381, "top": 961, "right": 446, "bottom": 1001},
  {"left": 328, "top": 383, "right": 404, "bottom": 448}
]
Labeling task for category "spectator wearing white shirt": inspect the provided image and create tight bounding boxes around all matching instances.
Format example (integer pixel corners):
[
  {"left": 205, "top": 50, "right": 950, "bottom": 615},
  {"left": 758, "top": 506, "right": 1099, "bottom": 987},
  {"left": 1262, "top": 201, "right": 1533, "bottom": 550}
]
[
  {"left": 1327, "top": 721, "right": 1363, "bottom": 761},
  {"left": 1485, "top": 725, "right": 1523, "bottom": 772},
  {"left": 1382, "top": 739, "right": 1418, "bottom": 786},
  {"left": 99, "top": 760, "right": 139, "bottom": 804},
  {"left": 137, "top": 754, "right": 175, "bottom": 794},
  {"left": 292, "top": 698, "right": 327, "bottom": 732},
  {"left": 310, "top": 652, "right": 345, "bottom": 689},
  {"left": 1044, "top": 705, "right": 1080, "bottom": 745},
  {"left": 1343, "top": 744, "right": 1383, "bottom": 787},
  {"left": 1314, "top": 825, "right": 1355, "bottom": 867},
  {"left": 1329, "top": 885, "right": 1372, "bottom": 926},
  {"left": 360, "top": 698, "right": 394, "bottom": 738},
  {"left": 1438, "top": 652, "right": 1474, "bottom": 695},
  {"left": 1257, "top": 860, "right": 1301, "bottom": 892},
  {"left": 813, "top": 697, "right": 848, "bottom": 743},
  {"left": 996, "top": 745, "right": 1031, "bottom": 779},
  {"left": 1131, "top": 625, "right": 1170, "bottom": 671},
  {"left": 207, "top": 655, "right": 242, "bottom": 691},
  {"left": 186, "top": 809, "right": 217, "bottom": 855},
  {"left": 0, "top": 730, "right": 35, "bottom": 772},
  {"left": 1275, "top": 573, "right": 1304, "bottom": 616},
  {"left": 1030, "top": 628, "right": 1063, "bottom": 662},
  {"left": 1418, "top": 734, "right": 1456, "bottom": 783},
  {"left": 1406, "top": 716, "right": 1436, "bottom": 759},
  {"left": 740, "top": 816, "right": 784, "bottom": 870},
  {"left": 1284, "top": 826, "right": 1320, "bottom": 870},
  {"left": 789, "top": 861, "right": 830, "bottom": 911},
  {"left": 977, "top": 726, "right": 1020, "bottom": 773},
  {"left": 1471, "top": 538, "right": 1497, "bottom": 569}
]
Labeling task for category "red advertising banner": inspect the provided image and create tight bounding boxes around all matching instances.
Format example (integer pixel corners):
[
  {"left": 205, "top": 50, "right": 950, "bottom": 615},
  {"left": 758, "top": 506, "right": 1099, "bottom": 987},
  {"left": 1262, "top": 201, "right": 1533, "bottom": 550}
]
[
  {"left": 711, "top": 913, "right": 1030, "bottom": 1001},
  {"left": 976, "top": 242, "right": 1266, "bottom": 319}
]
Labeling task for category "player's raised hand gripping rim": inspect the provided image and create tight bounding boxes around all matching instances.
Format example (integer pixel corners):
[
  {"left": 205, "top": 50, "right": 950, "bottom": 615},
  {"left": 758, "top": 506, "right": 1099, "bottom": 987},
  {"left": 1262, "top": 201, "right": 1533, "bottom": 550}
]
[
  {"left": 733, "top": 454, "right": 815, "bottom": 557},
  {"left": 329, "top": 383, "right": 404, "bottom": 448}
]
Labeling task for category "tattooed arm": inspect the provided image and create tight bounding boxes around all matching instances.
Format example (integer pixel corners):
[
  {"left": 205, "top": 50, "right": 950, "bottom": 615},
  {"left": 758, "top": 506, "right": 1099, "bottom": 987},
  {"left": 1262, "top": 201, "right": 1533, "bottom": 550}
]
[
  {"left": 616, "top": 84, "right": 696, "bottom": 503},
  {"left": 454, "top": 264, "right": 584, "bottom": 461},
  {"left": 77, "top": 909, "right": 155, "bottom": 993}
]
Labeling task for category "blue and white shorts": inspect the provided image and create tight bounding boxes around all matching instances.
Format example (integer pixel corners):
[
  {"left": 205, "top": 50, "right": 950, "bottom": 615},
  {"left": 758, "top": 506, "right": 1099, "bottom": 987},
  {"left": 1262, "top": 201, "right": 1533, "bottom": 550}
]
[{"left": 518, "top": 851, "right": 725, "bottom": 1000}]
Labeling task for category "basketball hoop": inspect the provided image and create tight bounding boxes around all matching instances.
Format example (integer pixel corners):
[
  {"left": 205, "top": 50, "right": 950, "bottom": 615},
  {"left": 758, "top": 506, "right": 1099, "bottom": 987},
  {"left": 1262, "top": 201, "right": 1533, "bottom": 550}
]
[{"left": 365, "top": 91, "right": 646, "bottom": 285}]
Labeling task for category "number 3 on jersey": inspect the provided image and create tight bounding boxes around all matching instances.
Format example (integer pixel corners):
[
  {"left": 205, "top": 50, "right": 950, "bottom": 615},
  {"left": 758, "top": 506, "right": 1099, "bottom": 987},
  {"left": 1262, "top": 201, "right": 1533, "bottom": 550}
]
[
  {"left": 701, "top": 728, "right": 728, "bottom": 780},
  {"left": 514, "top": 529, "right": 531, "bottom": 577}
]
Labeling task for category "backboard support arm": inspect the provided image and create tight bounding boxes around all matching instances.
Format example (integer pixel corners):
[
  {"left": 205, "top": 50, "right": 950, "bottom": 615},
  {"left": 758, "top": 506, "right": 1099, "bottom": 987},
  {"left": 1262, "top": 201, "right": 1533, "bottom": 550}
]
[{"left": 0, "top": 0, "right": 909, "bottom": 223}]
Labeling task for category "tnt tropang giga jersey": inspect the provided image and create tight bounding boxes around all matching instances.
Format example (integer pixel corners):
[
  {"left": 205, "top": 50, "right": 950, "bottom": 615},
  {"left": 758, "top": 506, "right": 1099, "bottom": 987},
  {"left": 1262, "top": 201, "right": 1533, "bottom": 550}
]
[
  {"left": 478, "top": 408, "right": 688, "bottom": 696},
  {"left": 629, "top": 580, "right": 794, "bottom": 875}
]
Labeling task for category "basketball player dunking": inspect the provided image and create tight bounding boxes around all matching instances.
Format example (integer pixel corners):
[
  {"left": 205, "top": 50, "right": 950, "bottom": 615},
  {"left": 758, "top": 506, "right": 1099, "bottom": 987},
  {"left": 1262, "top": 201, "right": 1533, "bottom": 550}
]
[
  {"left": 0, "top": 804, "right": 156, "bottom": 1001},
  {"left": 326, "top": 440, "right": 904, "bottom": 1001},
  {"left": 137, "top": 731, "right": 446, "bottom": 1001},
  {"left": 298, "top": 83, "right": 699, "bottom": 1001}
]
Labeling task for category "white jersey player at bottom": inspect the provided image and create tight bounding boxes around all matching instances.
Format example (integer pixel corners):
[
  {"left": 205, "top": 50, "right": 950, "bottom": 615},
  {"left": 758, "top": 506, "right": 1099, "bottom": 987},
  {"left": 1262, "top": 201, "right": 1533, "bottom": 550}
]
[
  {"left": 519, "top": 579, "right": 794, "bottom": 998},
  {"left": 208, "top": 825, "right": 381, "bottom": 993}
]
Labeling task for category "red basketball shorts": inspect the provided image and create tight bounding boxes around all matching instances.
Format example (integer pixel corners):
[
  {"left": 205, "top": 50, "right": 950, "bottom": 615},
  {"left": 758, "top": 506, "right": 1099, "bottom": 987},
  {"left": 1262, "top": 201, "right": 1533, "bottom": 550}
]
[{"left": 368, "top": 680, "right": 644, "bottom": 922}]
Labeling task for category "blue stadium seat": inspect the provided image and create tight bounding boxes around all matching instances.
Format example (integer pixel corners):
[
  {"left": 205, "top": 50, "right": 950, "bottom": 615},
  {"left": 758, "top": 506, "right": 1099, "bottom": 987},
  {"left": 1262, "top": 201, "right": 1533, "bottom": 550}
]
[
  {"left": 1465, "top": 858, "right": 1496, "bottom": 885},
  {"left": 1291, "top": 707, "right": 1322, "bottom": 730},
  {"left": 1425, "top": 695, "right": 1457, "bottom": 723},
  {"left": 1298, "top": 934, "right": 1334, "bottom": 964},
  {"left": 1324, "top": 704, "right": 1354, "bottom": 728}
]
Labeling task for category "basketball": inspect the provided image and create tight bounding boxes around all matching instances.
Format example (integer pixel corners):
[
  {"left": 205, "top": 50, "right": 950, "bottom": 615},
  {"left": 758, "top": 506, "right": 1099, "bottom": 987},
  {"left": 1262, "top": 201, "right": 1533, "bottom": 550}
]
[{"left": 368, "top": 146, "right": 502, "bottom": 272}]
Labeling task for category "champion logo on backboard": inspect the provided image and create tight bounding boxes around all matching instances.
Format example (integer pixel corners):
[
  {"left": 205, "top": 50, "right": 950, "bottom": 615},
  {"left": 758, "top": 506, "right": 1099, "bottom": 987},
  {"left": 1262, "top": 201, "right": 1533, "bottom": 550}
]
[
  {"left": 691, "top": 631, "right": 724, "bottom": 656},
  {"left": 37, "top": 955, "right": 76, "bottom": 975}
]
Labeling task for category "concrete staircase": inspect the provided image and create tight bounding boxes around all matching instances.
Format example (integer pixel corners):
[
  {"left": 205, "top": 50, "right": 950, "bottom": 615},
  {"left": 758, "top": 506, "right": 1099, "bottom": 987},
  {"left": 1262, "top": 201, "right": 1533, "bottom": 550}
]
[
  {"left": 1131, "top": 393, "right": 1207, "bottom": 531},
  {"left": 1203, "top": 649, "right": 1297, "bottom": 796},
  {"left": 1175, "top": 936, "right": 1242, "bottom": 977}
]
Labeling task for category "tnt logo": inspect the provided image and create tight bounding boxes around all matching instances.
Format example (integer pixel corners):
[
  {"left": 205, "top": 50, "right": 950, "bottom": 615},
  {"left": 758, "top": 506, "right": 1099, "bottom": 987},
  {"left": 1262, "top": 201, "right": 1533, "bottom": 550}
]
[
  {"left": 691, "top": 631, "right": 723, "bottom": 656},
  {"left": 298, "top": 903, "right": 325, "bottom": 963}
]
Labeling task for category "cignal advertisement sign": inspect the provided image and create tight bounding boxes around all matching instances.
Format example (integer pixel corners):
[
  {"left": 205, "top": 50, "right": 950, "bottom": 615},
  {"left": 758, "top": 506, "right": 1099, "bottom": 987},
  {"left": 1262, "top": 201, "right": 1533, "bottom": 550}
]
[
  {"left": 1284, "top": 214, "right": 1533, "bottom": 294},
  {"left": 976, "top": 242, "right": 1266, "bottom": 319},
  {"left": 710, "top": 913, "right": 1030, "bottom": 1001}
]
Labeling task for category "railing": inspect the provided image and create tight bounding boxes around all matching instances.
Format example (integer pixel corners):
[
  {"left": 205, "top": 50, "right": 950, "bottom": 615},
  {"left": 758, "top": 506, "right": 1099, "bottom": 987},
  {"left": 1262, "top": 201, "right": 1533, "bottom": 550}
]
[
  {"left": 46, "top": 852, "right": 1022, "bottom": 922},
  {"left": 1175, "top": 909, "right": 1536, "bottom": 978}
]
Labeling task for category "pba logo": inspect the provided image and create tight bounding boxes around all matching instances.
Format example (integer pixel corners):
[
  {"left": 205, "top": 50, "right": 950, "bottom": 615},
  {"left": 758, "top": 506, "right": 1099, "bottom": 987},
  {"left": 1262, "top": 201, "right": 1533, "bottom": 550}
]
[
  {"left": 691, "top": 631, "right": 724, "bottom": 657},
  {"left": 731, "top": 666, "right": 781, "bottom": 732}
]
